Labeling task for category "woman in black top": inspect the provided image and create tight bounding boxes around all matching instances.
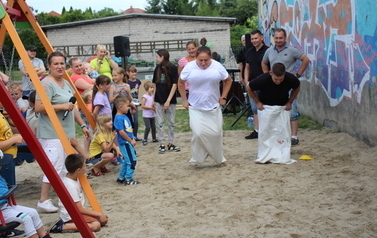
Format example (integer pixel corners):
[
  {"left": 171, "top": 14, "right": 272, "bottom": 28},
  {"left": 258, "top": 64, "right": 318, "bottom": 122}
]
[{"left": 152, "top": 49, "right": 180, "bottom": 154}]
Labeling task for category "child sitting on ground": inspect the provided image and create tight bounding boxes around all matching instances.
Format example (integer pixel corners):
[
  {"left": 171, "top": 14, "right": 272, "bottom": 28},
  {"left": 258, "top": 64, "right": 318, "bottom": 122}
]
[
  {"left": 88, "top": 114, "right": 119, "bottom": 176},
  {"left": 0, "top": 151, "right": 52, "bottom": 238},
  {"left": 114, "top": 95, "right": 140, "bottom": 185},
  {"left": 49, "top": 154, "right": 108, "bottom": 233}
]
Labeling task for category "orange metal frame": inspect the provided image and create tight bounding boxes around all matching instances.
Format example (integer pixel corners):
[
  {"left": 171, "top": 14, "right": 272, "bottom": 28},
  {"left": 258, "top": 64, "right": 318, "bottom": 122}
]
[{"left": 0, "top": 1, "right": 100, "bottom": 237}]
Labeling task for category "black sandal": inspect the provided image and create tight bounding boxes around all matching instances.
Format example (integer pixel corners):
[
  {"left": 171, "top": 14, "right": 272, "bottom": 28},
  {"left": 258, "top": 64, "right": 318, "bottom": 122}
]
[{"left": 125, "top": 179, "right": 140, "bottom": 186}]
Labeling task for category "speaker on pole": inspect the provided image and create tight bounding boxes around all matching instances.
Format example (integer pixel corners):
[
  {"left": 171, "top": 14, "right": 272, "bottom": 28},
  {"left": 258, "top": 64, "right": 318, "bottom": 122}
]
[{"left": 113, "top": 35, "right": 130, "bottom": 57}]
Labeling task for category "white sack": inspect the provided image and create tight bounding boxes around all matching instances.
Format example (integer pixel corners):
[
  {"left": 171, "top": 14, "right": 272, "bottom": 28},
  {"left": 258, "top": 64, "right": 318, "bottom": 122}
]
[
  {"left": 255, "top": 105, "right": 296, "bottom": 164},
  {"left": 189, "top": 106, "right": 226, "bottom": 164}
]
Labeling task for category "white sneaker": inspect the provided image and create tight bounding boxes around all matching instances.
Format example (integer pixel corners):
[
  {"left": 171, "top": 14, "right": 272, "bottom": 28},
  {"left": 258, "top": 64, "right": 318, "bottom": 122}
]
[{"left": 37, "top": 199, "right": 58, "bottom": 212}]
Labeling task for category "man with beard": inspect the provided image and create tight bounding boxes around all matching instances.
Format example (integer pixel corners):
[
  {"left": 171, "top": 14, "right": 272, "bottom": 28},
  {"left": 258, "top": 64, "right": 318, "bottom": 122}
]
[{"left": 261, "top": 28, "right": 310, "bottom": 145}]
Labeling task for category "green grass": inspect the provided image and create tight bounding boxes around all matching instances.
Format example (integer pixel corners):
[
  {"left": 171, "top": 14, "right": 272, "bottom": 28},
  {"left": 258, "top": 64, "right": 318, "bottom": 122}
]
[
  {"left": 76, "top": 108, "right": 324, "bottom": 138},
  {"left": 137, "top": 109, "right": 323, "bottom": 133},
  {"left": 298, "top": 114, "right": 324, "bottom": 130},
  {"left": 5, "top": 70, "right": 23, "bottom": 82}
]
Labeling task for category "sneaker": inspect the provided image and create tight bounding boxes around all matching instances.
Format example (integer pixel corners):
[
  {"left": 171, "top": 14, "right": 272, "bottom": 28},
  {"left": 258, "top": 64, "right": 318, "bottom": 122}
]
[
  {"left": 125, "top": 179, "right": 140, "bottom": 186},
  {"left": 158, "top": 145, "right": 165, "bottom": 154},
  {"left": 7, "top": 229, "right": 24, "bottom": 237},
  {"left": 291, "top": 138, "right": 299, "bottom": 146},
  {"left": 86, "top": 158, "right": 103, "bottom": 168},
  {"left": 41, "top": 233, "right": 53, "bottom": 238},
  {"left": 245, "top": 130, "right": 258, "bottom": 139},
  {"left": 37, "top": 199, "right": 58, "bottom": 213},
  {"left": 135, "top": 138, "right": 142, "bottom": 141},
  {"left": 152, "top": 139, "right": 159, "bottom": 143},
  {"left": 167, "top": 144, "right": 180, "bottom": 152},
  {"left": 48, "top": 218, "right": 64, "bottom": 233},
  {"left": 110, "top": 161, "right": 121, "bottom": 166},
  {"left": 142, "top": 140, "right": 148, "bottom": 146},
  {"left": 116, "top": 178, "right": 125, "bottom": 184}
]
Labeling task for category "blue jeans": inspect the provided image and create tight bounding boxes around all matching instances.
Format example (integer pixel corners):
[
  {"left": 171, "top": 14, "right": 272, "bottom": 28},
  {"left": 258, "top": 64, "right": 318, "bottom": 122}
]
[
  {"left": 290, "top": 99, "right": 300, "bottom": 120},
  {"left": 248, "top": 91, "right": 259, "bottom": 115},
  {"left": 118, "top": 143, "right": 137, "bottom": 180}
]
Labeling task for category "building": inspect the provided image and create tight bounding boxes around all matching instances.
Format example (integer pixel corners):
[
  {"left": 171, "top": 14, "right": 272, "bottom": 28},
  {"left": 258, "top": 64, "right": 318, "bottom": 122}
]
[{"left": 41, "top": 13, "right": 237, "bottom": 65}]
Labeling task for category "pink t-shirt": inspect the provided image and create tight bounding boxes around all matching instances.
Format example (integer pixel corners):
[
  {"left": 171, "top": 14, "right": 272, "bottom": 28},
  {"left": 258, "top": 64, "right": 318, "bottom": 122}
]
[
  {"left": 142, "top": 93, "right": 156, "bottom": 118},
  {"left": 178, "top": 56, "right": 191, "bottom": 91},
  {"left": 71, "top": 73, "right": 94, "bottom": 95}
]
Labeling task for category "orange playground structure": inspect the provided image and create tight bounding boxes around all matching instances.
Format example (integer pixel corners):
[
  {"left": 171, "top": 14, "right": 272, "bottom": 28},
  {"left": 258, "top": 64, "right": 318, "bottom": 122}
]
[{"left": 0, "top": 1, "right": 98, "bottom": 237}]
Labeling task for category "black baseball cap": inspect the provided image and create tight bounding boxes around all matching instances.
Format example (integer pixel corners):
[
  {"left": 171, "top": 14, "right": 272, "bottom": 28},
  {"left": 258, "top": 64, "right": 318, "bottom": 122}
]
[{"left": 26, "top": 45, "right": 37, "bottom": 51}]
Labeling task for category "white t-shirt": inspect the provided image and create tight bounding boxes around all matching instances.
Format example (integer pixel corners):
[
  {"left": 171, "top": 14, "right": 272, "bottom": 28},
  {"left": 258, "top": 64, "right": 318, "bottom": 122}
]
[
  {"left": 59, "top": 177, "right": 85, "bottom": 222},
  {"left": 180, "top": 59, "right": 229, "bottom": 110},
  {"left": 16, "top": 98, "right": 29, "bottom": 111}
]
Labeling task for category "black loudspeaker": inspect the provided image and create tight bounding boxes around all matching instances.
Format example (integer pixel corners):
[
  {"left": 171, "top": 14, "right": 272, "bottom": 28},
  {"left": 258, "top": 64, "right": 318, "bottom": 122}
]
[{"left": 113, "top": 35, "right": 130, "bottom": 57}]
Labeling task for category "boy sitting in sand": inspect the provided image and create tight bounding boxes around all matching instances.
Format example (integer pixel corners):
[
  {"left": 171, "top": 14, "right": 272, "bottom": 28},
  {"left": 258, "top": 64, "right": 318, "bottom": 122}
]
[{"left": 49, "top": 154, "right": 108, "bottom": 233}]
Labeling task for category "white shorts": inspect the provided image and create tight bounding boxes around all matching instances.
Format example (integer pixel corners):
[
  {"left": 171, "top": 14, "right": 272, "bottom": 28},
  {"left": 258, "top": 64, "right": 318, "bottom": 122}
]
[{"left": 38, "top": 139, "right": 67, "bottom": 183}]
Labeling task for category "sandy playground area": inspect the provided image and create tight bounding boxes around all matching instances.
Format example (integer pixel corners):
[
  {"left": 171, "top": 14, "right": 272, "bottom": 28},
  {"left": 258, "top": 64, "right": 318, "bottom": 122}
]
[{"left": 12, "top": 128, "right": 377, "bottom": 237}]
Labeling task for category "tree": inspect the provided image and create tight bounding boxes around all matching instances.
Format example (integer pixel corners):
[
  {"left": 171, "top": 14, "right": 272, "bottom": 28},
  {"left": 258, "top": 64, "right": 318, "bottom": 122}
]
[
  {"left": 218, "top": 0, "right": 257, "bottom": 25},
  {"left": 230, "top": 24, "right": 252, "bottom": 46},
  {"left": 60, "top": 9, "right": 87, "bottom": 23},
  {"left": 146, "top": 0, "right": 163, "bottom": 14},
  {"left": 61, "top": 6, "right": 66, "bottom": 15},
  {"left": 95, "top": 7, "right": 119, "bottom": 18},
  {"left": 196, "top": 0, "right": 219, "bottom": 17},
  {"left": 162, "top": 0, "right": 180, "bottom": 15},
  {"left": 35, "top": 13, "right": 61, "bottom": 25}
]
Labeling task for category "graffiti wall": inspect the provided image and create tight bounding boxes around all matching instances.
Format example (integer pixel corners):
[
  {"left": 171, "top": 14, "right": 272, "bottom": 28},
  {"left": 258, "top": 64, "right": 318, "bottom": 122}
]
[{"left": 259, "top": 0, "right": 377, "bottom": 146}]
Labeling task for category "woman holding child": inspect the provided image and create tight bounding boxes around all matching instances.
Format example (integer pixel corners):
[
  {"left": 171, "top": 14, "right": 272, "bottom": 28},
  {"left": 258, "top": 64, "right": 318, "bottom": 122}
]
[
  {"left": 35, "top": 51, "right": 90, "bottom": 213},
  {"left": 69, "top": 58, "right": 94, "bottom": 95},
  {"left": 178, "top": 46, "right": 232, "bottom": 164}
]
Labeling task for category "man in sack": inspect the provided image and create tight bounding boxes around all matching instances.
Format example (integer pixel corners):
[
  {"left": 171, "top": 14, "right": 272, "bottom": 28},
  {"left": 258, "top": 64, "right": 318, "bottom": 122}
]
[{"left": 247, "top": 63, "right": 300, "bottom": 164}]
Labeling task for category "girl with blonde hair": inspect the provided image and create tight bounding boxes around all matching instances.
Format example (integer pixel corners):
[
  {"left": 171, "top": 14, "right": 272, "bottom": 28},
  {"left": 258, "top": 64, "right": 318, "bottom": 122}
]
[{"left": 88, "top": 114, "right": 120, "bottom": 176}]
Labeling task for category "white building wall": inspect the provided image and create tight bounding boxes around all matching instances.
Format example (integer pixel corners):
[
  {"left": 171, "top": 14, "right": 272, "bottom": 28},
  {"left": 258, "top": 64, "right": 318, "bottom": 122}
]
[{"left": 45, "top": 17, "right": 233, "bottom": 65}]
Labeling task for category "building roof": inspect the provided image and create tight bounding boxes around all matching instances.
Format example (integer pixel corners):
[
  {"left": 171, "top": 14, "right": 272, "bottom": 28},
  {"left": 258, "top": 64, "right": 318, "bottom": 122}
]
[
  {"left": 47, "top": 11, "right": 61, "bottom": 16},
  {"left": 123, "top": 7, "right": 146, "bottom": 14},
  {"left": 41, "top": 13, "right": 237, "bottom": 30}
]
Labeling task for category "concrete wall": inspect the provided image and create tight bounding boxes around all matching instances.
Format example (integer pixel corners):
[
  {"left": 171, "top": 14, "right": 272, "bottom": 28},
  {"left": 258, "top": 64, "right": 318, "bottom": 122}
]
[
  {"left": 44, "top": 15, "right": 235, "bottom": 65},
  {"left": 259, "top": 0, "right": 377, "bottom": 146}
]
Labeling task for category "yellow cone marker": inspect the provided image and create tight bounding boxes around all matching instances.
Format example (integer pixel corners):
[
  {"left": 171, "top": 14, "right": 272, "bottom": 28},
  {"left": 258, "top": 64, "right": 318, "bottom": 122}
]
[{"left": 299, "top": 155, "right": 313, "bottom": 160}]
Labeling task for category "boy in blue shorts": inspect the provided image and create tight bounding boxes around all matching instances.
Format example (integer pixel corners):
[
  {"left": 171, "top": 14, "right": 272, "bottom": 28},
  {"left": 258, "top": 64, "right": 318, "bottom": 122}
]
[{"left": 113, "top": 95, "right": 140, "bottom": 186}]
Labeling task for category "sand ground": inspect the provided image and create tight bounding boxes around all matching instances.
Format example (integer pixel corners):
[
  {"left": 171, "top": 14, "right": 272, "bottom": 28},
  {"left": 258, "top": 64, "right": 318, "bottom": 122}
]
[{"left": 13, "top": 128, "right": 377, "bottom": 237}]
